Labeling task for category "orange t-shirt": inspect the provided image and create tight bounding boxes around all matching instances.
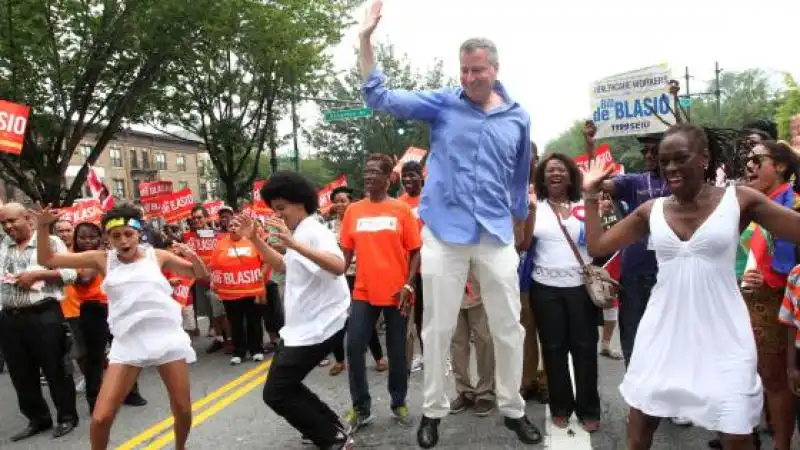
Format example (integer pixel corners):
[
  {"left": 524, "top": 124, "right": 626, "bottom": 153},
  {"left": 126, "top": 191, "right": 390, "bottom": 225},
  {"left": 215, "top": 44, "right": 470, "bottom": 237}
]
[
  {"left": 61, "top": 285, "right": 81, "bottom": 318},
  {"left": 209, "top": 236, "right": 266, "bottom": 300},
  {"left": 73, "top": 273, "right": 107, "bottom": 304},
  {"left": 163, "top": 269, "right": 194, "bottom": 306},
  {"left": 182, "top": 230, "right": 218, "bottom": 265},
  {"left": 339, "top": 198, "right": 422, "bottom": 306},
  {"left": 398, "top": 193, "right": 421, "bottom": 223}
]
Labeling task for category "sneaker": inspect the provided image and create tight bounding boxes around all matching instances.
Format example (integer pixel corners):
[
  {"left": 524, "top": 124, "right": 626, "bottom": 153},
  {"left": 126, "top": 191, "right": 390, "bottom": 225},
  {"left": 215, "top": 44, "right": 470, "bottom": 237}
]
[
  {"left": 230, "top": 356, "right": 242, "bottom": 365},
  {"left": 343, "top": 409, "right": 373, "bottom": 433},
  {"left": 252, "top": 353, "right": 265, "bottom": 362},
  {"left": 392, "top": 405, "right": 413, "bottom": 426},
  {"left": 410, "top": 355, "right": 424, "bottom": 373},
  {"left": 670, "top": 417, "right": 692, "bottom": 426},
  {"left": 473, "top": 399, "right": 495, "bottom": 417},
  {"left": 75, "top": 376, "right": 86, "bottom": 393},
  {"left": 449, "top": 394, "right": 473, "bottom": 414}
]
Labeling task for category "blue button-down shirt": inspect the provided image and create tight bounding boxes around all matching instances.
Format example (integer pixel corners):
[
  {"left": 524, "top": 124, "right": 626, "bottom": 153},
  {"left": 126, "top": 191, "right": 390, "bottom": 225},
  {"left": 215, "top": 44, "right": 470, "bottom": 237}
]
[{"left": 362, "top": 68, "right": 531, "bottom": 245}]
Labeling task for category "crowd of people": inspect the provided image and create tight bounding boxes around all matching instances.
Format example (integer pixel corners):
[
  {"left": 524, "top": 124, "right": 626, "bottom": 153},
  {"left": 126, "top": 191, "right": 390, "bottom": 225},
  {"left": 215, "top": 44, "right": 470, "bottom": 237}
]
[{"left": 1, "top": 2, "right": 800, "bottom": 450}]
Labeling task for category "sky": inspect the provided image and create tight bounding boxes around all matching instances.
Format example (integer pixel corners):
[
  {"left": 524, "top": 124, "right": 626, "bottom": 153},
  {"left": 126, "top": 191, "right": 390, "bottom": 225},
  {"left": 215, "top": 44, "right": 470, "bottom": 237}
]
[{"left": 280, "top": 0, "right": 800, "bottom": 157}]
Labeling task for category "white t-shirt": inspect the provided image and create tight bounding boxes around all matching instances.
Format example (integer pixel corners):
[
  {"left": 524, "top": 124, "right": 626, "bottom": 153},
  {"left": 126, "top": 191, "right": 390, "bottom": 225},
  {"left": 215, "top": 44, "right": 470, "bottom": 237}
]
[
  {"left": 280, "top": 216, "right": 350, "bottom": 346},
  {"left": 531, "top": 200, "right": 591, "bottom": 288}
]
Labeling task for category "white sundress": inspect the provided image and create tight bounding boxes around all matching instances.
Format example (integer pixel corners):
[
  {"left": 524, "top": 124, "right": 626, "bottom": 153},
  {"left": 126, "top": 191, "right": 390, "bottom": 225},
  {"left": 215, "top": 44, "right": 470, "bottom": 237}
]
[
  {"left": 102, "top": 246, "right": 197, "bottom": 367},
  {"left": 619, "top": 185, "right": 763, "bottom": 435}
]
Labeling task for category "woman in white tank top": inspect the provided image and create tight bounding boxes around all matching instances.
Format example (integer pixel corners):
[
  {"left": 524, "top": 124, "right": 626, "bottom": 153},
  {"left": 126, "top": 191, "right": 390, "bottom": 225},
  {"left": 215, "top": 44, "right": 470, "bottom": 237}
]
[{"left": 32, "top": 204, "right": 208, "bottom": 450}]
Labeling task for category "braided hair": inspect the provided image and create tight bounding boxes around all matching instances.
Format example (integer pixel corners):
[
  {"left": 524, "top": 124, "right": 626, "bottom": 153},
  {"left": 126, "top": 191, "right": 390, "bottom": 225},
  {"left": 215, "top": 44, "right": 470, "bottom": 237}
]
[{"left": 661, "top": 123, "right": 740, "bottom": 182}]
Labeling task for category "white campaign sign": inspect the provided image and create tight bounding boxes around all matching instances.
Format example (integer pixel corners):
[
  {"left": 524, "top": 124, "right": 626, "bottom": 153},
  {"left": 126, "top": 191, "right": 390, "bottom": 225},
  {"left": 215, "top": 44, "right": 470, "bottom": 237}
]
[{"left": 591, "top": 64, "right": 674, "bottom": 139}]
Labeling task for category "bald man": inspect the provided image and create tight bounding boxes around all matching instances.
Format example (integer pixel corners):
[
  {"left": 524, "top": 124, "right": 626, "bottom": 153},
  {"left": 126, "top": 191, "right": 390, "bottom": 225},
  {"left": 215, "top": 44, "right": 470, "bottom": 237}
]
[{"left": 0, "top": 203, "right": 79, "bottom": 441}]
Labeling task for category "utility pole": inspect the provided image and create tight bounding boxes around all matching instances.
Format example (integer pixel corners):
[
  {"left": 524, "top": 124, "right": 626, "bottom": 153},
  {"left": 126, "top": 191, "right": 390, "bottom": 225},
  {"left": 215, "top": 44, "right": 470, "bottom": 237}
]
[
  {"left": 291, "top": 83, "right": 300, "bottom": 172},
  {"left": 714, "top": 61, "right": 723, "bottom": 125},
  {"left": 684, "top": 66, "right": 692, "bottom": 122}
]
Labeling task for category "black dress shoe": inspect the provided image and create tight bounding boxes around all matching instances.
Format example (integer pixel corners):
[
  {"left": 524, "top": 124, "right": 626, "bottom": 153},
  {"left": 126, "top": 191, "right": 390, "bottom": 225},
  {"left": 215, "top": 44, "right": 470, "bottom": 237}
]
[
  {"left": 10, "top": 422, "right": 52, "bottom": 442},
  {"left": 123, "top": 392, "right": 148, "bottom": 407},
  {"left": 416, "top": 416, "right": 440, "bottom": 449},
  {"left": 504, "top": 415, "right": 542, "bottom": 444},
  {"left": 53, "top": 419, "right": 78, "bottom": 438}
]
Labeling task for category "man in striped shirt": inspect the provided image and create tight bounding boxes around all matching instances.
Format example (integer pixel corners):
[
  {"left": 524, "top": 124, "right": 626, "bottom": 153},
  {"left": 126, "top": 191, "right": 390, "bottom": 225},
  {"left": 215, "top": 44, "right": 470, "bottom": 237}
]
[{"left": 0, "top": 203, "right": 79, "bottom": 441}]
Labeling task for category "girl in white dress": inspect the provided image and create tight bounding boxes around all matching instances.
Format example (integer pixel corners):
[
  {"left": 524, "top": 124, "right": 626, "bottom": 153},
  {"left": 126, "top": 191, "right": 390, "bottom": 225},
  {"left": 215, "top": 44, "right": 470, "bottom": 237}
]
[
  {"left": 581, "top": 123, "right": 800, "bottom": 450},
  {"left": 33, "top": 204, "right": 208, "bottom": 450}
]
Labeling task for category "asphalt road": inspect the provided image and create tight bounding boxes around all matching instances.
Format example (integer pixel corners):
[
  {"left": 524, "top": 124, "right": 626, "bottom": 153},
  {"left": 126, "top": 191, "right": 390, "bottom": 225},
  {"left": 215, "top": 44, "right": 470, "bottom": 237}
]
[{"left": 0, "top": 330, "right": 791, "bottom": 449}]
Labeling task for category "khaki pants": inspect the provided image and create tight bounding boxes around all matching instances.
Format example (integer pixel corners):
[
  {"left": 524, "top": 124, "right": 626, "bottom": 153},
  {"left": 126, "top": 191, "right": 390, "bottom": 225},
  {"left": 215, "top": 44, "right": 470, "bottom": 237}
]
[
  {"left": 450, "top": 304, "right": 495, "bottom": 402},
  {"left": 520, "top": 291, "right": 542, "bottom": 390}
]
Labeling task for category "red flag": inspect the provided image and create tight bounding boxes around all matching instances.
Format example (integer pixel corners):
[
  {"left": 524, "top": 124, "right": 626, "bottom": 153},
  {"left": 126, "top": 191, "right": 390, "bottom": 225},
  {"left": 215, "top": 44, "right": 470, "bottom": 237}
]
[{"left": 85, "top": 165, "right": 115, "bottom": 210}]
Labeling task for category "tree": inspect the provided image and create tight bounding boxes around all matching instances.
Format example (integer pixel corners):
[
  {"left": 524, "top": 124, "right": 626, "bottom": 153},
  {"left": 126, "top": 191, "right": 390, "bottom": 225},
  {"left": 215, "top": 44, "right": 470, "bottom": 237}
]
[
  {"left": 544, "top": 121, "right": 645, "bottom": 173},
  {"left": 311, "top": 42, "right": 454, "bottom": 194},
  {"left": 149, "top": 0, "right": 356, "bottom": 208},
  {"left": 0, "top": 0, "right": 215, "bottom": 206},
  {"left": 776, "top": 74, "right": 800, "bottom": 140}
]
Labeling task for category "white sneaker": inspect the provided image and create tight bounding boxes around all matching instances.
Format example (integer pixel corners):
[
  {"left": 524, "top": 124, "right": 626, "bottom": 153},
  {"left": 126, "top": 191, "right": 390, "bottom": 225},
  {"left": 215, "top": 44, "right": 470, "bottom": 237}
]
[
  {"left": 410, "top": 355, "right": 423, "bottom": 373},
  {"left": 670, "top": 416, "right": 692, "bottom": 426},
  {"left": 252, "top": 353, "right": 265, "bottom": 362},
  {"left": 75, "top": 376, "right": 86, "bottom": 393},
  {"left": 230, "top": 356, "right": 242, "bottom": 365}
]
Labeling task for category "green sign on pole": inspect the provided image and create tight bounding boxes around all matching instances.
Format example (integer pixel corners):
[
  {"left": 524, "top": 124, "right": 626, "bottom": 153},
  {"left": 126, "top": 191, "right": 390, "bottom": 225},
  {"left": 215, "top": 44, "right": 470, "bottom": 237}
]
[
  {"left": 679, "top": 97, "right": 693, "bottom": 108},
  {"left": 323, "top": 107, "right": 373, "bottom": 122}
]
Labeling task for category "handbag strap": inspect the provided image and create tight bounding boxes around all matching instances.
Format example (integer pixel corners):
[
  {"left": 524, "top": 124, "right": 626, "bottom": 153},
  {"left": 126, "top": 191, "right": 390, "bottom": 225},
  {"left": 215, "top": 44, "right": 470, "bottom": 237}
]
[{"left": 551, "top": 203, "right": 588, "bottom": 270}]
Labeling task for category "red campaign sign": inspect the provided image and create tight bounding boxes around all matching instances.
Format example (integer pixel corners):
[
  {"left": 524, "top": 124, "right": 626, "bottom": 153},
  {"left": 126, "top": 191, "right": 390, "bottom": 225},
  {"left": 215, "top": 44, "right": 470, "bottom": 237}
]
[
  {"left": 203, "top": 200, "right": 224, "bottom": 220},
  {"left": 318, "top": 175, "right": 348, "bottom": 212},
  {"left": 59, "top": 199, "right": 103, "bottom": 225},
  {"left": 139, "top": 181, "right": 173, "bottom": 199},
  {"left": 159, "top": 188, "right": 195, "bottom": 224},
  {"left": 141, "top": 195, "right": 164, "bottom": 219},
  {"left": 251, "top": 180, "right": 272, "bottom": 214},
  {"left": 0, "top": 100, "right": 30, "bottom": 155},
  {"left": 573, "top": 144, "right": 623, "bottom": 175}
]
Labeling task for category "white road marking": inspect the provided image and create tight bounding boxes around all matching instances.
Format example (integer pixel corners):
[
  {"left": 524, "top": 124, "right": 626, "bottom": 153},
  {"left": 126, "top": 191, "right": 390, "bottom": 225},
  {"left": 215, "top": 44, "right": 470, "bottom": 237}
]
[{"left": 544, "top": 354, "right": 593, "bottom": 449}]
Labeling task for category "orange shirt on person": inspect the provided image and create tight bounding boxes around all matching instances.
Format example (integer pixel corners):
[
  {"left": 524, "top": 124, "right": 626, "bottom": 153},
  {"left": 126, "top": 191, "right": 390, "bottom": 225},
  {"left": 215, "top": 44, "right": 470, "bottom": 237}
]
[
  {"left": 209, "top": 235, "right": 266, "bottom": 300},
  {"left": 182, "top": 230, "right": 219, "bottom": 266},
  {"left": 61, "top": 285, "right": 81, "bottom": 318},
  {"left": 163, "top": 269, "right": 194, "bottom": 307},
  {"left": 73, "top": 273, "right": 108, "bottom": 304},
  {"left": 339, "top": 198, "right": 422, "bottom": 307}
]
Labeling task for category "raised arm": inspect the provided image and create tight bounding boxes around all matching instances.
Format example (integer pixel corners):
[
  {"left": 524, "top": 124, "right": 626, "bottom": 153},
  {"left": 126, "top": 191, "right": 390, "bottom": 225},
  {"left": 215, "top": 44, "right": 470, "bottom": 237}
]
[
  {"left": 31, "top": 206, "right": 103, "bottom": 272},
  {"left": 158, "top": 244, "right": 208, "bottom": 281},
  {"left": 267, "top": 215, "right": 346, "bottom": 276},
  {"left": 583, "top": 161, "right": 650, "bottom": 257},
  {"left": 741, "top": 186, "right": 800, "bottom": 243},
  {"left": 359, "top": 1, "right": 445, "bottom": 122}
]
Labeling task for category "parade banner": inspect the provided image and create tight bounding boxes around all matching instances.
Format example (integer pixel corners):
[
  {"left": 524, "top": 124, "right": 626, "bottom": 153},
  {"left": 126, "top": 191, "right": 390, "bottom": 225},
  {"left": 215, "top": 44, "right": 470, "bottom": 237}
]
[
  {"left": 159, "top": 188, "right": 195, "bottom": 224},
  {"left": 392, "top": 146, "right": 428, "bottom": 180},
  {"left": 86, "top": 165, "right": 115, "bottom": 210},
  {"left": 0, "top": 100, "right": 30, "bottom": 155},
  {"left": 139, "top": 180, "right": 173, "bottom": 199},
  {"left": 251, "top": 180, "right": 272, "bottom": 215},
  {"left": 203, "top": 200, "right": 224, "bottom": 220},
  {"left": 141, "top": 195, "right": 164, "bottom": 219},
  {"left": 318, "top": 175, "right": 348, "bottom": 212},
  {"left": 591, "top": 64, "right": 674, "bottom": 139},
  {"left": 59, "top": 199, "right": 103, "bottom": 225},
  {"left": 573, "top": 144, "right": 623, "bottom": 175}
]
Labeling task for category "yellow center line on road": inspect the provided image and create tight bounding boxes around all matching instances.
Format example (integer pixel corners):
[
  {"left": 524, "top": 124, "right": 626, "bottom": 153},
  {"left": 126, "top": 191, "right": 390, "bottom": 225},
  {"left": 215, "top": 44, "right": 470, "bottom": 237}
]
[
  {"left": 142, "top": 361, "right": 272, "bottom": 450},
  {"left": 116, "top": 360, "right": 271, "bottom": 450}
]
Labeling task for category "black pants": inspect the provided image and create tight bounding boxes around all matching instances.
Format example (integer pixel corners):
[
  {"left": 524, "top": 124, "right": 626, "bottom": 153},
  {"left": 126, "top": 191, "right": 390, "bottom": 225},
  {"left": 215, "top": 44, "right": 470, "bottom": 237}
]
[
  {"left": 260, "top": 281, "right": 284, "bottom": 335},
  {"left": 223, "top": 297, "right": 263, "bottom": 358},
  {"left": 618, "top": 274, "right": 657, "bottom": 367},
  {"left": 79, "top": 301, "right": 143, "bottom": 411},
  {"left": 331, "top": 275, "right": 383, "bottom": 363},
  {"left": 263, "top": 328, "right": 347, "bottom": 447},
  {"left": 531, "top": 281, "right": 601, "bottom": 421},
  {"left": 413, "top": 273, "right": 423, "bottom": 353},
  {"left": 0, "top": 300, "right": 78, "bottom": 425}
]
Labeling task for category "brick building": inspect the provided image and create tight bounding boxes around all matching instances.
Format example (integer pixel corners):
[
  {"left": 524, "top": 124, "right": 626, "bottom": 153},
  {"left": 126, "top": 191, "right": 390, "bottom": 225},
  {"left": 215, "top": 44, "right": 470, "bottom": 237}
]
[{"left": 1, "top": 126, "right": 219, "bottom": 204}]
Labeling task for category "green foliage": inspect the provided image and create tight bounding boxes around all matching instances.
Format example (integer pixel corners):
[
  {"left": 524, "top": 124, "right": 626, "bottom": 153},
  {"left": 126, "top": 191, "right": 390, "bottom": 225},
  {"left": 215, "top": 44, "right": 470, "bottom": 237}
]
[
  {"left": 543, "top": 121, "right": 645, "bottom": 173},
  {"left": 311, "top": 43, "right": 454, "bottom": 195},
  {"left": 776, "top": 74, "right": 800, "bottom": 140},
  {"left": 148, "top": 0, "right": 356, "bottom": 208},
  {"left": 0, "top": 0, "right": 216, "bottom": 206}
]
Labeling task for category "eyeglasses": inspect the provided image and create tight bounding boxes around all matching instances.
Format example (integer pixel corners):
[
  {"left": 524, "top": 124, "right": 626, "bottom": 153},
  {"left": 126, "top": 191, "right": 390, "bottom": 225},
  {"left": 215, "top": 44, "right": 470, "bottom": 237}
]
[{"left": 746, "top": 154, "right": 773, "bottom": 166}]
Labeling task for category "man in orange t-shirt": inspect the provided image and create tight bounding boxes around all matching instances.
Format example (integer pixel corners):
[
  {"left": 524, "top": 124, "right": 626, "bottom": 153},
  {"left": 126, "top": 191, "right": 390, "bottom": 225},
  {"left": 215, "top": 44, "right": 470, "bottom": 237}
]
[
  {"left": 398, "top": 160, "right": 425, "bottom": 371},
  {"left": 339, "top": 153, "right": 421, "bottom": 431}
]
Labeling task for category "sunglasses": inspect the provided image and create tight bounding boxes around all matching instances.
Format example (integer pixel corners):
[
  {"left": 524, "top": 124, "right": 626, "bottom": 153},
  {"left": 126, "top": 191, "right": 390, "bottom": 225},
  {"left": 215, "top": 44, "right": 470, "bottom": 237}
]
[{"left": 746, "top": 154, "right": 773, "bottom": 166}]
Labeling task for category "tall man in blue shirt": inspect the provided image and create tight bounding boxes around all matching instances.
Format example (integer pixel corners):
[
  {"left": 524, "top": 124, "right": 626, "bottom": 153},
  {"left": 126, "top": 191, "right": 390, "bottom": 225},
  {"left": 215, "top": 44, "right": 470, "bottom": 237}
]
[{"left": 358, "top": 2, "right": 539, "bottom": 448}]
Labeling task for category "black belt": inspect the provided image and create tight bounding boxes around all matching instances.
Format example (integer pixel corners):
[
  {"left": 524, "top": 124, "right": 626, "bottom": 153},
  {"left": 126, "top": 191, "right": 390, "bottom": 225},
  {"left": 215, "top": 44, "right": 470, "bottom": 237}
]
[{"left": 2, "top": 298, "right": 59, "bottom": 316}]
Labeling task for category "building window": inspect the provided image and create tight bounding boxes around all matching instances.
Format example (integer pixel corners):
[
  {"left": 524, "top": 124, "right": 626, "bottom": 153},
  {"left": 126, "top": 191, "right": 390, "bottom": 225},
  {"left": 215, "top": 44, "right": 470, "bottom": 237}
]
[
  {"left": 129, "top": 149, "right": 138, "bottom": 169},
  {"left": 178, "top": 181, "right": 188, "bottom": 191},
  {"left": 155, "top": 153, "right": 167, "bottom": 170},
  {"left": 176, "top": 155, "right": 186, "bottom": 172},
  {"left": 141, "top": 149, "right": 150, "bottom": 169},
  {"left": 110, "top": 147, "right": 122, "bottom": 167},
  {"left": 199, "top": 183, "right": 208, "bottom": 200},
  {"left": 78, "top": 144, "right": 92, "bottom": 159},
  {"left": 112, "top": 179, "right": 126, "bottom": 198}
]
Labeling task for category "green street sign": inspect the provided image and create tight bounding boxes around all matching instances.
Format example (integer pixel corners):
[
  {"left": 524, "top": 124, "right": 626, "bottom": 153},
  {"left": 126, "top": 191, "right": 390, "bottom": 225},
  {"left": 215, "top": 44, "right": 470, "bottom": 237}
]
[
  {"left": 323, "top": 107, "right": 373, "bottom": 122},
  {"left": 679, "top": 97, "right": 693, "bottom": 108}
]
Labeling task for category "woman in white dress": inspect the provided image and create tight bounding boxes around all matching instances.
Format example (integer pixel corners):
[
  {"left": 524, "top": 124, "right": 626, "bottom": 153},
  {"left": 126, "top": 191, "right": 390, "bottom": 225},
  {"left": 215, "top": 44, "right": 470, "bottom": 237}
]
[
  {"left": 581, "top": 123, "right": 800, "bottom": 450},
  {"left": 32, "top": 204, "right": 207, "bottom": 450}
]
